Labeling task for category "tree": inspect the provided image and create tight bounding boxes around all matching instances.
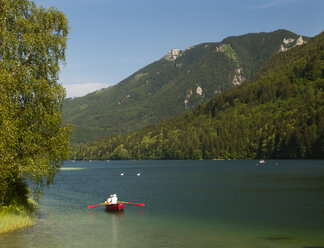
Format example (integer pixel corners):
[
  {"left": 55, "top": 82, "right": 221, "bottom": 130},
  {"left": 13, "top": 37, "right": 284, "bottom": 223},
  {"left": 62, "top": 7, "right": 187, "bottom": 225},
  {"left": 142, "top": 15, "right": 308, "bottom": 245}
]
[{"left": 0, "top": 0, "right": 70, "bottom": 205}]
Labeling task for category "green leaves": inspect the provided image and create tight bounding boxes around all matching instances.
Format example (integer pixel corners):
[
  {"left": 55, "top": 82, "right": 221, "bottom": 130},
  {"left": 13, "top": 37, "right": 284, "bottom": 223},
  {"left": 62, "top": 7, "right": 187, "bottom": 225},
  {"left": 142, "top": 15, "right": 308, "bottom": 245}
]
[{"left": 0, "top": 0, "right": 70, "bottom": 206}]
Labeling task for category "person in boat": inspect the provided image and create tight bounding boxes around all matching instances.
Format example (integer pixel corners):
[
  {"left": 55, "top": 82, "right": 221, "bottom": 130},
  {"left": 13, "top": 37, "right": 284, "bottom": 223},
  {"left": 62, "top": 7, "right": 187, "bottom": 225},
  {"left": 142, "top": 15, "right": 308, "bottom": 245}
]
[
  {"left": 105, "top": 195, "right": 113, "bottom": 205},
  {"left": 111, "top": 194, "right": 118, "bottom": 204}
]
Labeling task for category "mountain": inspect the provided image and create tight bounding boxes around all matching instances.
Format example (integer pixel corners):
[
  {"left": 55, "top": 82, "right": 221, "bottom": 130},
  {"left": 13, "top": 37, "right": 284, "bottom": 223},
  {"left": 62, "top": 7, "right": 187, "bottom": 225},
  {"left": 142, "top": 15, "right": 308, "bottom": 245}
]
[
  {"left": 70, "top": 30, "right": 324, "bottom": 160},
  {"left": 63, "top": 29, "right": 308, "bottom": 143}
]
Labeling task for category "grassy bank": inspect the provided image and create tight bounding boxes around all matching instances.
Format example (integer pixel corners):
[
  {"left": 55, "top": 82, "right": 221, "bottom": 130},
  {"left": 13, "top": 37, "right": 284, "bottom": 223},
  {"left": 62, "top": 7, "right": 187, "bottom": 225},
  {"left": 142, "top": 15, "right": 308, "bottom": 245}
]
[{"left": 0, "top": 199, "right": 37, "bottom": 234}]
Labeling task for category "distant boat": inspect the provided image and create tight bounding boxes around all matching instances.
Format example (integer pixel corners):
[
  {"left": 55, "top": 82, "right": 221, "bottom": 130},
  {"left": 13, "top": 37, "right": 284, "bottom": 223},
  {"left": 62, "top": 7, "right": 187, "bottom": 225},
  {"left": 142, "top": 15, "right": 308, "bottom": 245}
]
[
  {"left": 120, "top": 173, "right": 124, "bottom": 176},
  {"left": 258, "top": 160, "right": 265, "bottom": 164},
  {"left": 137, "top": 173, "right": 141, "bottom": 176}
]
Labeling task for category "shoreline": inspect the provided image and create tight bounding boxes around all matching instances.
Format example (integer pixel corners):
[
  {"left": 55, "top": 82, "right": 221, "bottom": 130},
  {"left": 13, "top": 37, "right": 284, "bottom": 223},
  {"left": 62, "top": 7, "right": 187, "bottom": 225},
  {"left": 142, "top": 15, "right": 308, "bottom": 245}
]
[{"left": 0, "top": 199, "right": 37, "bottom": 235}]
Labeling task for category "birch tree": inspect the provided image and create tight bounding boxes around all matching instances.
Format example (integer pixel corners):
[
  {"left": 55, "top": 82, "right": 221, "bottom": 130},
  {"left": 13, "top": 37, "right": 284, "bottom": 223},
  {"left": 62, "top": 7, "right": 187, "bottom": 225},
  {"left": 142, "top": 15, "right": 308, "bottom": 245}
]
[{"left": 0, "top": 0, "right": 70, "bottom": 205}]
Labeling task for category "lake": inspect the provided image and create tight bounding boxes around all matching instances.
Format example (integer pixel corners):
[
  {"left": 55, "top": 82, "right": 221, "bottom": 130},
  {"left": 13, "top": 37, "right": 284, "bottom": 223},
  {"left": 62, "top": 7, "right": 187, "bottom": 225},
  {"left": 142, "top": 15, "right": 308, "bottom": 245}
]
[{"left": 1, "top": 160, "right": 324, "bottom": 248}]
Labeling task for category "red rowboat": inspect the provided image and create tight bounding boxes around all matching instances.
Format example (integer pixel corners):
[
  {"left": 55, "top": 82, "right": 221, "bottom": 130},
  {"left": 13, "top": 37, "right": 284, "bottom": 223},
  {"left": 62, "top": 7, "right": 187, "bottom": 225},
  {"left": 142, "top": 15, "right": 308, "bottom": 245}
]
[{"left": 105, "top": 203, "right": 124, "bottom": 212}]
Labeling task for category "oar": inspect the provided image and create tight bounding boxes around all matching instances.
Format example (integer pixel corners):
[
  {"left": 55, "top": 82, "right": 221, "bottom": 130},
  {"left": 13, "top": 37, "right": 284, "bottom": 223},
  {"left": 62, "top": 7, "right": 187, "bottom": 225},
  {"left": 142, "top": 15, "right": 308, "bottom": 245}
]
[
  {"left": 88, "top": 203, "right": 106, "bottom": 208},
  {"left": 118, "top": 201, "right": 145, "bottom": 207}
]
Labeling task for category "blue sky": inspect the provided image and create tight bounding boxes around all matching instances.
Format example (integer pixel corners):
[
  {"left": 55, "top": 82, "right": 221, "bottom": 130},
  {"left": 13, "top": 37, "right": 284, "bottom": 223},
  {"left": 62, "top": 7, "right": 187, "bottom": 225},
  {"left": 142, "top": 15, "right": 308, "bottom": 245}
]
[{"left": 33, "top": 0, "right": 324, "bottom": 98}]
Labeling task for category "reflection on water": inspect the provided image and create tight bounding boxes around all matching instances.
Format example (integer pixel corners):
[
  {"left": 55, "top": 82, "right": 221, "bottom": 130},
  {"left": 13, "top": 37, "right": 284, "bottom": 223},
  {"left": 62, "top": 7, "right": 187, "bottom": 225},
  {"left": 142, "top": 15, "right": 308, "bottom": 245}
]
[
  {"left": 111, "top": 212, "right": 120, "bottom": 248},
  {"left": 0, "top": 160, "right": 324, "bottom": 248},
  {"left": 60, "top": 167, "right": 85, "bottom": 171}
]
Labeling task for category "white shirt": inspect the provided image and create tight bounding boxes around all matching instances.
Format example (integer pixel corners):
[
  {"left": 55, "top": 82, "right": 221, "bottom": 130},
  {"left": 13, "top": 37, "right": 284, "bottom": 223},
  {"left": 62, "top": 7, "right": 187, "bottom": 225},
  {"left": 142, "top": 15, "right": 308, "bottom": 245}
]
[{"left": 111, "top": 195, "right": 118, "bottom": 204}]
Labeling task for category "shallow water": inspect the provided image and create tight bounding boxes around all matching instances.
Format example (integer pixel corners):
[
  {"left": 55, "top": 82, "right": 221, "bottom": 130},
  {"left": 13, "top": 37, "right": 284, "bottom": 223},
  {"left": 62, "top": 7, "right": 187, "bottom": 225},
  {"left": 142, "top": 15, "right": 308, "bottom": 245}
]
[{"left": 1, "top": 160, "right": 324, "bottom": 248}]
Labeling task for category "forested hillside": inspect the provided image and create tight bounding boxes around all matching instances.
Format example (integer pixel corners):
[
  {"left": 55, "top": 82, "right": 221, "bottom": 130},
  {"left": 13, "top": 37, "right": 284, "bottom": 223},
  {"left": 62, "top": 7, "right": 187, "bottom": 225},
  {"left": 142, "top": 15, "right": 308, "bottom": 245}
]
[
  {"left": 70, "top": 31, "right": 324, "bottom": 160},
  {"left": 63, "top": 30, "right": 307, "bottom": 143}
]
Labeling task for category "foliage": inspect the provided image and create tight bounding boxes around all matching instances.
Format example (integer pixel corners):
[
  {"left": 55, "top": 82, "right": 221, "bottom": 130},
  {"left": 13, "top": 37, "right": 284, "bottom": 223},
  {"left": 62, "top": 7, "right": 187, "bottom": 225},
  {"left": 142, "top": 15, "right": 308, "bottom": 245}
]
[
  {"left": 0, "top": 0, "right": 70, "bottom": 206},
  {"left": 70, "top": 31, "right": 324, "bottom": 160},
  {"left": 63, "top": 30, "right": 307, "bottom": 143}
]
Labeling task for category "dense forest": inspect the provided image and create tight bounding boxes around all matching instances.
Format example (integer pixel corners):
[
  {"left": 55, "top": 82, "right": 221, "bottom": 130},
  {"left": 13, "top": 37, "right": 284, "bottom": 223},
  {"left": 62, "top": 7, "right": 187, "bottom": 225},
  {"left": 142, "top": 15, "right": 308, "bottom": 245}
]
[
  {"left": 70, "top": 31, "right": 324, "bottom": 160},
  {"left": 63, "top": 30, "right": 307, "bottom": 144}
]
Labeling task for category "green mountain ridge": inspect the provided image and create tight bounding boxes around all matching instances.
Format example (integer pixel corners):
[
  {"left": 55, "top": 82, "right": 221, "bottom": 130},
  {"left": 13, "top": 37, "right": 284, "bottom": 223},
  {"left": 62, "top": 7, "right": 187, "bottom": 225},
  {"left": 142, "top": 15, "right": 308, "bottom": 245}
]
[
  {"left": 63, "top": 29, "right": 308, "bottom": 143},
  {"left": 70, "top": 30, "right": 324, "bottom": 160}
]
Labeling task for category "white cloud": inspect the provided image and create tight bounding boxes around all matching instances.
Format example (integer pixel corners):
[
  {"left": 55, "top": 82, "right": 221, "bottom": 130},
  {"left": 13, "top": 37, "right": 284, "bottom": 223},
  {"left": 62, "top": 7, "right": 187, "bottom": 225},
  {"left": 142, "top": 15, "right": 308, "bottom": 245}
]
[{"left": 64, "top": 83, "right": 107, "bottom": 98}]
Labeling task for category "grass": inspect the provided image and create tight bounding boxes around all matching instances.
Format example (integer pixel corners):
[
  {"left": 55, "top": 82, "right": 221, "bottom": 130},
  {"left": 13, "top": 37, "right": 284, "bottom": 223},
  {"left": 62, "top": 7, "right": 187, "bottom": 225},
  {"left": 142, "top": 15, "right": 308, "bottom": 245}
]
[{"left": 0, "top": 199, "right": 37, "bottom": 234}]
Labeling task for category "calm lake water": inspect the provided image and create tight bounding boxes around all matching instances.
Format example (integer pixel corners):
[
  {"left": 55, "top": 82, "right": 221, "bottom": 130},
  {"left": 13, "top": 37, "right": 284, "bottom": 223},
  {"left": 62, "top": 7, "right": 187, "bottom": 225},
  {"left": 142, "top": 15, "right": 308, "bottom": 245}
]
[{"left": 1, "top": 160, "right": 324, "bottom": 248}]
